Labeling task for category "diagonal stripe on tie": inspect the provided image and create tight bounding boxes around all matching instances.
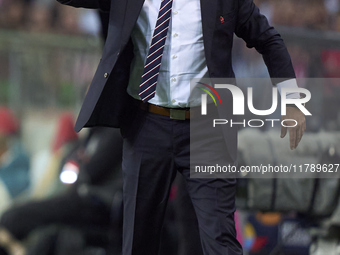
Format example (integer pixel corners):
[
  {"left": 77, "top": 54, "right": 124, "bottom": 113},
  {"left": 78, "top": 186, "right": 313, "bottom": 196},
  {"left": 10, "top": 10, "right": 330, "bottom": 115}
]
[{"left": 139, "top": 0, "right": 173, "bottom": 102}]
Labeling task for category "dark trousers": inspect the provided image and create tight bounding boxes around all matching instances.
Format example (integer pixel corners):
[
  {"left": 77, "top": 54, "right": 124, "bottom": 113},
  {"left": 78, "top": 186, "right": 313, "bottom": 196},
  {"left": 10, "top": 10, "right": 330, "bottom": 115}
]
[
  {"left": 121, "top": 105, "right": 243, "bottom": 255},
  {"left": 173, "top": 174, "right": 204, "bottom": 255}
]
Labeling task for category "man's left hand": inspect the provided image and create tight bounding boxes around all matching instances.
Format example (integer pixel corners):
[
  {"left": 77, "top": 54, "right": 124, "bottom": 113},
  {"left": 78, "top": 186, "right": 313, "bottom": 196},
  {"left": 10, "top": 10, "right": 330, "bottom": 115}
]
[{"left": 281, "top": 106, "right": 306, "bottom": 150}]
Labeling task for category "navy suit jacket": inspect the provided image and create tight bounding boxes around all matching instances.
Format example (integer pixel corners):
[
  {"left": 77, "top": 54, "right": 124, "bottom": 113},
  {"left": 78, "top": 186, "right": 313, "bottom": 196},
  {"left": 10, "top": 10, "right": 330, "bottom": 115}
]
[{"left": 58, "top": 0, "right": 295, "bottom": 161}]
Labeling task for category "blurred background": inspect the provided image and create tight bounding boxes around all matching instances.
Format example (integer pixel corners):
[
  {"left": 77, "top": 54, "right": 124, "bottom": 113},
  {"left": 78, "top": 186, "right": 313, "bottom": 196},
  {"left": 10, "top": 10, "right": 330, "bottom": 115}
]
[{"left": 0, "top": 0, "right": 340, "bottom": 254}]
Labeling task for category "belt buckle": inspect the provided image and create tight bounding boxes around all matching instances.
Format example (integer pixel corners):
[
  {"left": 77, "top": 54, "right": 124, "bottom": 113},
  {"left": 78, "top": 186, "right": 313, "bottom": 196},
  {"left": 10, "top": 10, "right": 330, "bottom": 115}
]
[{"left": 170, "top": 109, "right": 186, "bottom": 120}]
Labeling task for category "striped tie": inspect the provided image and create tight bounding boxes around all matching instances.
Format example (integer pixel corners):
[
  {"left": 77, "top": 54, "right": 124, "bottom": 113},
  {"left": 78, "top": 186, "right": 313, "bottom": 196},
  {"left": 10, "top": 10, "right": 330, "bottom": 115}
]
[{"left": 139, "top": 0, "right": 173, "bottom": 102}]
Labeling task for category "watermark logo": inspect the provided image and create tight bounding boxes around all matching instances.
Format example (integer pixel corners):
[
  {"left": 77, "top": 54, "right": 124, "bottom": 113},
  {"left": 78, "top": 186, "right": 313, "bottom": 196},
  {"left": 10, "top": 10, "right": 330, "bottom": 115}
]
[
  {"left": 196, "top": 82, "right": 222, "bottom": 112},
  {"left": 197, "top": 83, "right": 312, "bottom": 116},
  {"left": 196, "top": 83, "right": 312, "bottom": 128}
]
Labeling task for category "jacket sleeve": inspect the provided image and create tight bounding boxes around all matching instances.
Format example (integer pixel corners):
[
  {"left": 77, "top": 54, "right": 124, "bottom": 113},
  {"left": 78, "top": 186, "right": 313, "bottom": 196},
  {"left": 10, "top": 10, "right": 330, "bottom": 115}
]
[
  {"left": 57, "top": 0, "right": 110, "bottom": 12},
  {"left": 234, "top": 0, "right": 296, "bottom": 80}
]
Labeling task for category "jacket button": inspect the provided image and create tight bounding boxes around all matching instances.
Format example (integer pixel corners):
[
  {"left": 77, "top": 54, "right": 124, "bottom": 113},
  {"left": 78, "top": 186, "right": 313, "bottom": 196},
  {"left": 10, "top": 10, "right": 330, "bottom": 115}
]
[{"left": 104, "top": 73, "right": 108, "bottom": 78}]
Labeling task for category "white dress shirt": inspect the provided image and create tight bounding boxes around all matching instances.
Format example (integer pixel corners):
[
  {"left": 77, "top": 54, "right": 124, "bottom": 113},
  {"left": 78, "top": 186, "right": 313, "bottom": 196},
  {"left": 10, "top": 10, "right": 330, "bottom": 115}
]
[{"left": 127, "top": 0, "right": 299, "bottom": 108}]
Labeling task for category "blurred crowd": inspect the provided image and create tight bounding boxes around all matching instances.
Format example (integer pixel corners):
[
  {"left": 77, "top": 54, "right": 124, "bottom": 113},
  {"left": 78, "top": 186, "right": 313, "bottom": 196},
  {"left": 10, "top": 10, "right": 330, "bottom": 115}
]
[
  {"left": 255, "top": 0, "right": 340, "bottom": 31},
  {"left": 0, "top": 109, "right": 127, "bottom": 255},
  {"left": 0, "top": 0, "right": 101, "bottom": 35},
  {"left": 1, "top": 0, "right": 340, "bottom": 34}
]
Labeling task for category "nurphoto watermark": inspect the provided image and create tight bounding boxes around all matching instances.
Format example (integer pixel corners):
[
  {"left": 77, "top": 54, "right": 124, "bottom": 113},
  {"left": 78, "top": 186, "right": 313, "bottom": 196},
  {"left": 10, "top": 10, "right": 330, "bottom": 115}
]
[{"left": 189, "top": 78, "right": 340, "bottom": 179}]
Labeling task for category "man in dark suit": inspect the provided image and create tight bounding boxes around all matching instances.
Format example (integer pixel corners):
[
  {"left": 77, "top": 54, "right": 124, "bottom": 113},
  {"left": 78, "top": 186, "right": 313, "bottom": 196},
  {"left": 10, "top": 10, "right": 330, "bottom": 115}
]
[{"left": 56, "top": 0, "right": 306, "bottom": 254}]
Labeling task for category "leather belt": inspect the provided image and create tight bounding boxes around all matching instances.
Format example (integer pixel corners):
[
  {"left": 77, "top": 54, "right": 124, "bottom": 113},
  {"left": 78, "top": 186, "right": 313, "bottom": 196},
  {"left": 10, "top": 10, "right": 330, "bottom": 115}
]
[{"left": 135, "top": 99, "right": 191, "bottom": 120}]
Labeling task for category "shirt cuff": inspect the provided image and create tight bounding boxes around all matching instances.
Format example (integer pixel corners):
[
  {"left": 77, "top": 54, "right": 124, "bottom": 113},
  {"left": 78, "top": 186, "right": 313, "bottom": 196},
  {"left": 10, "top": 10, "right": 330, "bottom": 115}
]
[{"left": 276, "top": 79, "right": 300, "bottom": 99}]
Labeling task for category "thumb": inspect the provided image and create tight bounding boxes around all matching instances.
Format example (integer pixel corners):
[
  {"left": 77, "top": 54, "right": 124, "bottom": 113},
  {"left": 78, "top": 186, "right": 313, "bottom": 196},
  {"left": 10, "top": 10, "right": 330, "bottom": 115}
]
[{"left": 281, "top": 126, "right": 287, "bottom": 138}]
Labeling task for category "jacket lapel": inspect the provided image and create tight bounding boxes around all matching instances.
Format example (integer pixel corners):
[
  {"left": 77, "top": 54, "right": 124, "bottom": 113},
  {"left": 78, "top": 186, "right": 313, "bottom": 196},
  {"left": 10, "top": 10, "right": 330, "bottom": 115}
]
[
  {"left": 200, "top": 0, "right": 218, "bottom": 61},
  {"left": 121, "top": 0, "right": 146, "bottom": 42}
]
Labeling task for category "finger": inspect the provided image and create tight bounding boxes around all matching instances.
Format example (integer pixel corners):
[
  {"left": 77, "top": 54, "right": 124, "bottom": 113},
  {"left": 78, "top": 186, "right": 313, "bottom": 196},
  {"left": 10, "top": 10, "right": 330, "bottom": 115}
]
[
  {"left": 301, "top": 119, "right": 306, "bottom": 137},
  {"left": 289, "top": 127, "right": 297, "bottom": 150},
  {"left": 298, "top": 119, "right": 306, "bottom": 146},
  {"left": 296, "top": 125, "right": 302, "bottom": 146},
  {"left": 281, "top": 125, "right": 287, "bottom": 138}
]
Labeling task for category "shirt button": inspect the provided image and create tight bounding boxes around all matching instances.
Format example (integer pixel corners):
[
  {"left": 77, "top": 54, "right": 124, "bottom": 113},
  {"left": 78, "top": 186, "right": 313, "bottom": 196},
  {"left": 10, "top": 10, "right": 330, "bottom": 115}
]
[
  {"left": 172, "top": 55, "right": 177, "bottom": 59},
  {"left": 171, "top": 99, "right": 176, "bottom": 103},
  {"left": 171, "top": 77, "right": 176, "bottom": 82},
  {"left": 173, "top": 11, "right": 178, "bottom": 15},
  {"left": 173, "top": 33, "right": 178, "bottom": 37},
  {"left": 104, "top": 73, "right": 109, "bottom": 78}
]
